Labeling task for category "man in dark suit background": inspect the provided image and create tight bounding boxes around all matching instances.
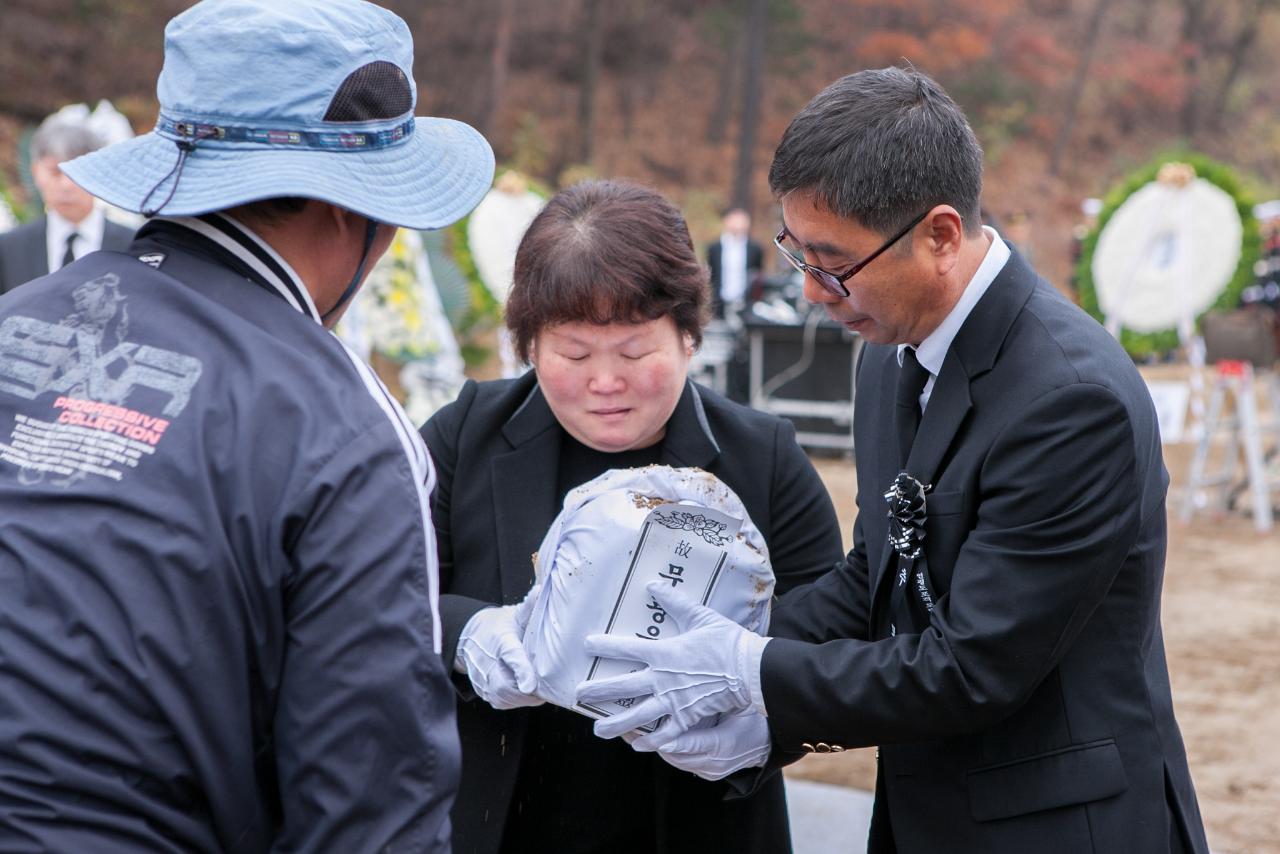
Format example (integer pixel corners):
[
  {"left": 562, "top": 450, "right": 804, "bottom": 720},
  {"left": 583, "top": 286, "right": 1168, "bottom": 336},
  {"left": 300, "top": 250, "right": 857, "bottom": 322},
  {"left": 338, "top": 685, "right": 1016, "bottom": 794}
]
[
  {"left": 579, "top": 67, "right": 1210, "bottom": 853},
  {"left": 0, "top": 111, "right": 133, "bottom": 294},
  {"left": 705, "top": 206, "right": 763, "bottom": 319}
]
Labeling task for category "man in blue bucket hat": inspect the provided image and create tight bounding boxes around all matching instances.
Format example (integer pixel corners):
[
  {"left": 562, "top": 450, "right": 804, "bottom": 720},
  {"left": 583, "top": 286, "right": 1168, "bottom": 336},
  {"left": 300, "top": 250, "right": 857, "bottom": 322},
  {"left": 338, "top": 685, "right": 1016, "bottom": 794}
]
[{"left": 0, "top": 1, "right": 493, "bottom": 850}]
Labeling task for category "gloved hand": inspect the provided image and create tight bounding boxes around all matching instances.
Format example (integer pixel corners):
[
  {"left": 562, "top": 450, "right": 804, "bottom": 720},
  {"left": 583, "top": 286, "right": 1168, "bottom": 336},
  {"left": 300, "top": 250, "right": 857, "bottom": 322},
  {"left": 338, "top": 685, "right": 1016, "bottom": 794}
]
[
  {"left": 457, "top": 604, "right": 543, "bottom": 710},
  {"left": 575, "top": 581, "right": 769, "bottom": 743},
  {"left": 645, "top": 710, "right": 772, "bottom": 781}
]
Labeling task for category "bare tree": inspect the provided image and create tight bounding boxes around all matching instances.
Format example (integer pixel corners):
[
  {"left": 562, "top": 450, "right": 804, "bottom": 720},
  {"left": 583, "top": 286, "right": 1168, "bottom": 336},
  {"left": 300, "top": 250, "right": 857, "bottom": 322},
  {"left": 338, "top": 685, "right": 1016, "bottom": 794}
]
[
  {"left": 705, "top": 9, "right": 744, "bottom": 145},
  {"left": 1049, "top": 0, "right": 1109, "bottom": 177},
  {"left": 732, "top": 0, "right": 767, "bottom": 210},
  {"left": 476, "top": 0, "right": 516, "bottom": 139},
  {"left": 1204, "top": 0, "right": 1278, "bottom": 129},
  {"left": 577, "top": 0, "right": 607, "bottom": 165},
  {"left": 1179, "top": 0, "right": 1209, "bottom": 139}
]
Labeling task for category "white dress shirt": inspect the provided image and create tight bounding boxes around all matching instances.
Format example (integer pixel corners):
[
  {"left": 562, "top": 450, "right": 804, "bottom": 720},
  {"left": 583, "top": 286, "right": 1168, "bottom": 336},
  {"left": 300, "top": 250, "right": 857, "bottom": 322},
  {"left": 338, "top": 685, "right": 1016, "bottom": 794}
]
[
  {"left": 45, "top": 206, "right": 107, "bottom": 273},
  {"left": 719, "top": 233, "right": 749, "bottom": 303},
  {"left": 898, "top": 226, "right": 1011, "bottom": 412}
]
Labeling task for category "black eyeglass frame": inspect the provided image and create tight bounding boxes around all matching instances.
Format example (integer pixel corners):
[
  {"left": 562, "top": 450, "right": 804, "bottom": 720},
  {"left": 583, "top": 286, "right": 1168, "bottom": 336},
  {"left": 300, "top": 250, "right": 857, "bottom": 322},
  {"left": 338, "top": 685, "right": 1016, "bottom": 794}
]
[{"left": 774, "top": 209, "right": 929, "bottom": 298}]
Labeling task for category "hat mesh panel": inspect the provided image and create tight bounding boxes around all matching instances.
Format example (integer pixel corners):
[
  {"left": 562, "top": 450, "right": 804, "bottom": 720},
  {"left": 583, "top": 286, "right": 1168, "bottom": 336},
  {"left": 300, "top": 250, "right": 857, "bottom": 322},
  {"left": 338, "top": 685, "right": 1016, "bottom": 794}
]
[{"left": 323, "top": 61, "right": 412, "bottom": 122}]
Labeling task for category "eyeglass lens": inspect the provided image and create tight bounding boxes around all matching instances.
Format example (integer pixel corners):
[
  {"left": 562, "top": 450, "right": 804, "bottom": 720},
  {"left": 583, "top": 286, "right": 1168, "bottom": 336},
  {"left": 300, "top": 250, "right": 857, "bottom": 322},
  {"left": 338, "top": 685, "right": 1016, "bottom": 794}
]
[{"left": 776, "top": 232, "right": 848, "bottom": 297}]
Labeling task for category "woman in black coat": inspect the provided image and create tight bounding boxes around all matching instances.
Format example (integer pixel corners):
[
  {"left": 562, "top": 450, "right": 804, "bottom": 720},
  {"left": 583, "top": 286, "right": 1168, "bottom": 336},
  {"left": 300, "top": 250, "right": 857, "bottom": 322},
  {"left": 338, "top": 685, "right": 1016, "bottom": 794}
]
[{"left": 421, "top": 180, "right": 843, "bottom": 854}]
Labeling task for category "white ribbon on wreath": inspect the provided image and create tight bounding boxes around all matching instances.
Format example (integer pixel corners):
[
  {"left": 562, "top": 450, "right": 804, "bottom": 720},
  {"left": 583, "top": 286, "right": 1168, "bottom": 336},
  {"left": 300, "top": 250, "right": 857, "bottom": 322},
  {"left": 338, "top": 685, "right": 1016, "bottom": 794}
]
[{"left": 1092, "top": 166, "right": 1243, "bottom": 438}]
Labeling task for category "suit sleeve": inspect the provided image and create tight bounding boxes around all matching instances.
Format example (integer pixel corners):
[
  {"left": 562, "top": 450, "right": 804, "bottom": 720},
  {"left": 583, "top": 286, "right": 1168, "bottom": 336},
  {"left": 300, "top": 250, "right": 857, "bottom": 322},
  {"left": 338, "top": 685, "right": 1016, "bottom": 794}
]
[
  {"left": 419, "top": 380, "right": 493, "bottom": 683},
  {"left": 726, "top": 485, "right": 872, "bottom": 800},
  {"left": 0, "top": 228, "right": 27, "bottom": 294},
  {"left": 769, "top": 508, "right": 872, "bottom": 644},
  {"left": 706, "top": 243, "right": 721, "bottom": 291},
  {"left": 272, "top": 423, "right": 457, "bottom": 853},
  {"left": 762, "top": 383, "right": 1144, "bottom": 749},
  {"left": 763, "top": 417, "right": 845, "bottom": 598}
]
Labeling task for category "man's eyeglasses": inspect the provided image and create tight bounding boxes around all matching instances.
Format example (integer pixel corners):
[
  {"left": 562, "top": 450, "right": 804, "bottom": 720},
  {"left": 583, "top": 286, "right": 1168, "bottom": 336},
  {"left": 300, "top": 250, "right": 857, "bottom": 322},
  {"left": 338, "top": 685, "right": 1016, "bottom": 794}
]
[{"left": 774, "top": 210, "right": 929, "bottom": 298}]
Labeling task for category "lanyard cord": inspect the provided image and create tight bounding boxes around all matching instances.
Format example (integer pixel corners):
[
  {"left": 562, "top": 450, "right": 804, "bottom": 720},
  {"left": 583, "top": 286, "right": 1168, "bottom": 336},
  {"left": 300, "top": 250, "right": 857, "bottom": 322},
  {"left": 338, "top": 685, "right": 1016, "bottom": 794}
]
[
  {"left": 322, "top": 217, "right": 379, "bottom": 323},
  {"left": 140, "top": 133, "right": 217, "bottom": 217}
]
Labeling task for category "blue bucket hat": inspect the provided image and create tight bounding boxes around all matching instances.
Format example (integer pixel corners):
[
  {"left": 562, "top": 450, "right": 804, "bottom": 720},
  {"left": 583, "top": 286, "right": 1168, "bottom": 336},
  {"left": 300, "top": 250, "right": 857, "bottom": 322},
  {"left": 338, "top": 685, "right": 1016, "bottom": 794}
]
[{"left": 61, "top": 0, "right": 494, "bottom": 231}]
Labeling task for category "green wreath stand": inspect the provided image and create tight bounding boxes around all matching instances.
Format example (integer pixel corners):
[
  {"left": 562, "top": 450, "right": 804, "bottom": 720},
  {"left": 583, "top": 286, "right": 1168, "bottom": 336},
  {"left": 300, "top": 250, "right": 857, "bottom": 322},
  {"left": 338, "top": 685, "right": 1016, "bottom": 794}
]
[
  {"left": 446, "top": 169, "right": 551, "bottom": 368},
  {"left": 1075, "top": 152, "right": 1260, "bottom": 359}
]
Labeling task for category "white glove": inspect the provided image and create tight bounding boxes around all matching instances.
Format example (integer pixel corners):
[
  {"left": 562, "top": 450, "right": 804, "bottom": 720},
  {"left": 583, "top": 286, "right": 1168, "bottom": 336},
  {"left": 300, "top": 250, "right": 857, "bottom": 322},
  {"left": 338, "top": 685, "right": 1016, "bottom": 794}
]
[
  {"left": 647, "top": 711, "right": 772, "bottom": 781},
  {"left": 457, "top": 604, "right": 543, "bottom": 710},
  {"left": 575, "top": 581, "right": 769, "bottom": 743}
]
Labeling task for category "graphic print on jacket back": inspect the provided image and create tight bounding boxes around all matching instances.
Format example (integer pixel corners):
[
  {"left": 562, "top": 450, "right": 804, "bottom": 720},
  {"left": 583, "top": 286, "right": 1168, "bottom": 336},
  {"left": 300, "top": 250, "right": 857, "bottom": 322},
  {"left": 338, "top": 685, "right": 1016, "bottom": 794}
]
[{"left": 0, "top": 272, "right": 203, "bottom": 487}]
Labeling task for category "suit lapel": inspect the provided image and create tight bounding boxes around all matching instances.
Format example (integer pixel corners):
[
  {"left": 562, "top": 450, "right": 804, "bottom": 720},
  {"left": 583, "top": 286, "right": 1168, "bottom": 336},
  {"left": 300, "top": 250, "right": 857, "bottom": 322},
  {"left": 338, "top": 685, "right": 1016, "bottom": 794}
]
[
  {"left": 489, "top": 378, "right": 721, "bottom": 603},
  {"left": 660, "top": 381, "right": 721, "bottom": 470},
  {"left": 867, "top": 248, "right": 1039, "bottom": 625},
  {"left": 21, "top": 219, "right": 51, "bottom": 283},
  {"left": 904, "top": 349, "right": 972, "bottom": 487},
  {"left": 867, "top": 347, "right": 903, "bottom": 629},
  {"left": 491, "top": 380, "right": 562, "bottom": 604},
  {"left": 906, "top": 248, "right": 1040, "bottom": 487},
  {"left": 869, "top": 347, "right": 972, "bottom": 626}
]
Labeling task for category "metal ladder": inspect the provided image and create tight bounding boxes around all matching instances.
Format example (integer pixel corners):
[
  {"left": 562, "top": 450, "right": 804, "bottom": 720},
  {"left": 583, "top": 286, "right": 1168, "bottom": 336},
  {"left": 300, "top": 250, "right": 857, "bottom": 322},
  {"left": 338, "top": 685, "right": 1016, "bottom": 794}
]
[{"left": 1180, "top": 361, "right": 1280, "bottom": 532}]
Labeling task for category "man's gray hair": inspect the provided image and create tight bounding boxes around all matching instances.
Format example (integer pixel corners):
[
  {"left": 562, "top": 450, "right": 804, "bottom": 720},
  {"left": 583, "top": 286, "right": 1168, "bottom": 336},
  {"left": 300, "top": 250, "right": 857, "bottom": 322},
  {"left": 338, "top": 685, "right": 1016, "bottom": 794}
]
[
  {"left": 30, "top": 113, "right": 104, "bottom": 163},
  {"left": 768, "top": 66, "right": 984, "bottom": 238}
]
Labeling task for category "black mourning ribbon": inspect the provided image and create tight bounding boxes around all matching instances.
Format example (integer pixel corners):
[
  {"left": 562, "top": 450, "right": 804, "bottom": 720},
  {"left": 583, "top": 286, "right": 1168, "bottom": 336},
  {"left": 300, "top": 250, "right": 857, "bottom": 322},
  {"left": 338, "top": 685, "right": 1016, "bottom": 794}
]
[
  {"left": 884, "top": 472, "right": 935, "bottom": 636},
  {"left": 886, "top": 347, "right": 936, "bottom": 637}
]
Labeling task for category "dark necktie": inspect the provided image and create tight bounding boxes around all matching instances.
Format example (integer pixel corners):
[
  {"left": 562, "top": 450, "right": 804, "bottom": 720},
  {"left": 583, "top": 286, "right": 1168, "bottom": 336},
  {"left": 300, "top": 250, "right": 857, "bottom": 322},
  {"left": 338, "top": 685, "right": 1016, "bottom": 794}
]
[
  {"left": 894, "top": 347, "right": 930, "bottom": 468},
  {"left": 886, "top": 348, "right": 935, "bottom": 637},
  {"left": 60, "top": 232, "right": 79, "bottom": 269}
]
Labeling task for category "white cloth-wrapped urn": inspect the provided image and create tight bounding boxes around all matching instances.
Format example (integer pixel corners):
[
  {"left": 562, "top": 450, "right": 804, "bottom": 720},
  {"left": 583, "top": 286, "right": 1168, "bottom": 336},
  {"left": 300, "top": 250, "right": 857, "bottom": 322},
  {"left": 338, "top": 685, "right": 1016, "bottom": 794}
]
[{"left": 522, "top": 465, "right": 774, "bottom": 726}]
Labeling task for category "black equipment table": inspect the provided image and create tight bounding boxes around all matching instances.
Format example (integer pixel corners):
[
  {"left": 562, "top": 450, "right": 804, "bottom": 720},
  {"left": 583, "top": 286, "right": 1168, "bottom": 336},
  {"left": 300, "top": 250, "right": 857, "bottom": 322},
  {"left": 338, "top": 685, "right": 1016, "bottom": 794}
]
[{"left": 744, "top": 311, "right": 862, "bottom": 452}]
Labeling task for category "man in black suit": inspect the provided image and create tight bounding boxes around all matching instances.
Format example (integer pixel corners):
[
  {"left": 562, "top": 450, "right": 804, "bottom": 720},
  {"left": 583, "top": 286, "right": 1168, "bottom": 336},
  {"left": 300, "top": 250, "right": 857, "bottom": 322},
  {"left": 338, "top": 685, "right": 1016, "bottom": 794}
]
[
  {"left": 705, "top": 207, "right": 763, "bottom": 319},
  {"left": 580, "top": 67, "right": 1210, "bottom": 853},
  {"left": 0, "top": 112, "right": 133, "bottom": 294}
]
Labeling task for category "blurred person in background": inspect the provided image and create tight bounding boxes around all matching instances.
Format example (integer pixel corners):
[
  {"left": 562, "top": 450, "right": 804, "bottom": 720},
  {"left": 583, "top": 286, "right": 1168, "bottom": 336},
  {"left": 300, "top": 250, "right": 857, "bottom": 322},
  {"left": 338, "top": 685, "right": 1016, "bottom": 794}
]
[
  {"left": 0, "top": 110, "right": 134, "bottom": 293},
  {"left": 422, "top": 179, "right": 842, "bottom": 854},
  {"left": 706, "top": 206, "right": 763, "bottom": 320}
]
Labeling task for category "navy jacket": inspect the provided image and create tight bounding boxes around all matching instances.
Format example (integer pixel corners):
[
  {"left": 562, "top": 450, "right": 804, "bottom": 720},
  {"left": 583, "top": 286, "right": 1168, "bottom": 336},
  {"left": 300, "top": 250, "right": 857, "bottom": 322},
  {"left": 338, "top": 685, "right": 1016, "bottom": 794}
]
[{"left": 0, "top": 215, "right": 458, "bottom": 852}]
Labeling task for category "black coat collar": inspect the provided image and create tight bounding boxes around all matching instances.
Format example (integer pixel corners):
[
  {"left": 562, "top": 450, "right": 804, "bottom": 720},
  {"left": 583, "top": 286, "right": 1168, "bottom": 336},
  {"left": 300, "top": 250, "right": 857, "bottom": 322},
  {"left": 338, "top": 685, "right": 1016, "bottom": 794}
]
[
  {"left": 909, "top": 250, "right": 1035, "bottom": 478},
  {"left": 501, "top": 372, "right": 720, "bottom": 468},
  {"left": 491, "top": 372, "right": 721, "bottom": 601},
  {"left": 868, "top": 248, "right": 1039, "bottom": 617}
]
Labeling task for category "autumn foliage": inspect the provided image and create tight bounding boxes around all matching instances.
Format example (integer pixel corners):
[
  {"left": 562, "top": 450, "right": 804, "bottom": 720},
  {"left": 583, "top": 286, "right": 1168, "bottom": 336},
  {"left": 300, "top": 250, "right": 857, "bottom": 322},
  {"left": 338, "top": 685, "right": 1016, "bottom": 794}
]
[{"left": 3, "top": 0, "right": 1279, "bottom": 291}]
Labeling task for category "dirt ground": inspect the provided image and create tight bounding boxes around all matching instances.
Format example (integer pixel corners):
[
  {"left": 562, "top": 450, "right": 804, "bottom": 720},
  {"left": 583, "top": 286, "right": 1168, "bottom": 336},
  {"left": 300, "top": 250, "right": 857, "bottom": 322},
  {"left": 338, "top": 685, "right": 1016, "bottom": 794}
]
[{"left": 784, "top": 396, "right": 1280, "bottom": 854}]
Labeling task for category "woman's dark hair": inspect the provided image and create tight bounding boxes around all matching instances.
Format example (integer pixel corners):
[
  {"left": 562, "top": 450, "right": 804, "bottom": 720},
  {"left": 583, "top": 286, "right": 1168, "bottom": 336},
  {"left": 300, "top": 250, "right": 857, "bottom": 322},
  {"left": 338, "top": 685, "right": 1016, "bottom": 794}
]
[{"left": 506, "top": 180, "right": 710, "bottom": 362}]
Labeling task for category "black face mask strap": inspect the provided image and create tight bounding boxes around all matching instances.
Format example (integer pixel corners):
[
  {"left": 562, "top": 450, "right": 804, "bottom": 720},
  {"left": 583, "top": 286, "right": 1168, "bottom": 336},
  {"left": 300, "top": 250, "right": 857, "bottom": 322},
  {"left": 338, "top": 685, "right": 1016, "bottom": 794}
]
[{"left": 322, "top": 217, "right": 380, "bottom": 323}]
